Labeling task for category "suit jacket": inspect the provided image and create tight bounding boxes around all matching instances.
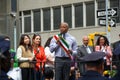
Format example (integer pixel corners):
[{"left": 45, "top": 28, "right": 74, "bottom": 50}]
[
  {"left": 78, "top": 70, "right": 109, "bottom": 80},
  {"left": 77, "top": 45, "right": 93, "bottom": 58},
  {"left": 112, "top": 40, "right": 120, "bottom": 55},
  {"left": 77, "top": 45, "right": 93, "bottom": 74},
  {"left": 112, "top": 40, "right": 120, "bottom": 50}
]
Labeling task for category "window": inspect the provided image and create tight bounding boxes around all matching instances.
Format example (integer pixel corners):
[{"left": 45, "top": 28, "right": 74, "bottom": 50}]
[
  {"left": 97, "top": 0, "right": 105, "bottom": 9},
  {"left": 24, "top": 16, "right": 31, "bottom": 32},
  {"left": 11, "top": 0, "right": 17, "bottom": 12},
  {"left": 19, "top": 12, "right": 21, "bottom": 16},
  {"left": 33, "top": 10, "right": 41, "bottom": 32},
  {"left": 19, "top": 18, "right": 22, "bottom": 33},
  {"left": 23, "top": 10, "right": 31, "bottom": 15},
  {"left": 43, "top": 8, "right": 51, "bottom": 31},
  {"left": 75, "top": 3, "right": 83, "bottom": 27},
  {"left": 53, "top": 7, "right": 61, "bottom": 30},
  {"left": 64, "top": 6, "right": 72, "bottom": 28},
  {"left": 86, "top": 2, "right": 95, "bottom": 26}
]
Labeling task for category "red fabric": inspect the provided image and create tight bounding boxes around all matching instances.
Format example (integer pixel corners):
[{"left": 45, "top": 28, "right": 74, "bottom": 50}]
[{"left": 34, "top": 46, "right": 46, "bottom": 71}]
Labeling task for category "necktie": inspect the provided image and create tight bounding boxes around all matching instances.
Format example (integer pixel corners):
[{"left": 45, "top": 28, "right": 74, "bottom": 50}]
[{"left": 63, "top": 34, "right": 65, "bottom": 39}]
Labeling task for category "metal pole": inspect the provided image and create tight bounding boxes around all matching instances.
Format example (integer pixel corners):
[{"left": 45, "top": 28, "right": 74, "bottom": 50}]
[
  {"left": 105, "top": 0, "right": 108, "bottom": 39},
  {"left": 106, "top": 0, "right": 112, "bottom": 74},
  {"left": 106, "top": 0, "right": 111, "bottom": 43},
  {"left": 14, "top": 19, "right": 17, "bottom": 52}
]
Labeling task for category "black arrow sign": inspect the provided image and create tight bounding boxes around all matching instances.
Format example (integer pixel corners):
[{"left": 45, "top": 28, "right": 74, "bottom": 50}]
[
  {"left": 99, "top": 18, "right": 116, "bottom": 27},
  {"left": 97, "top": 8, "right": 118, "bottom": 18}
]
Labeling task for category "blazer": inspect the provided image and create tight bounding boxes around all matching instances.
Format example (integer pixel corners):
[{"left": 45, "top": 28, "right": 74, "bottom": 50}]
[
  {"left": 77, "top": 45, "right": 93, "bottom": 58},
  {"left": 112, "top": 40, "right": 120, "bottom": 55}
]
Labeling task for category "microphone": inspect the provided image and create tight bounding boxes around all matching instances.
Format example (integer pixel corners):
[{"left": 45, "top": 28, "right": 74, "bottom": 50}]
[{"left": 37, "top": 48, "right": 40, "bottom": 53}]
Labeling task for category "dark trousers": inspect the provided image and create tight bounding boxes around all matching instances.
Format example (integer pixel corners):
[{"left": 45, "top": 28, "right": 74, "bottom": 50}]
[
  {"left": 36, "top": 71, "right": 44, "bottom": 80},
  {"left": 21, "top": 68, "right": 35, "bottom": 80},
  {"left": 55, "top": 57, "right": 71, "bottom": 80},
  {"left": 69, "top": 70, "right": 75, "bottom": 80}
]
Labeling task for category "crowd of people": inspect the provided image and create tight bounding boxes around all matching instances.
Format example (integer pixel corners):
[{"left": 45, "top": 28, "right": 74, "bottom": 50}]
[{"left": 0, "top": 22, "right": 120, "bottom": 80}]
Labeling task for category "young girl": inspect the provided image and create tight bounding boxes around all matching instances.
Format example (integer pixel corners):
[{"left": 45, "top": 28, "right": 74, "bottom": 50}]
[{"left": 16, "top": 34, "right": 35, "bottom": 80}]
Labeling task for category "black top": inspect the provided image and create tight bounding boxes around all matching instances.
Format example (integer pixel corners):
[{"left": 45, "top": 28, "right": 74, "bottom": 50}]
[{"left": 0, "top": 70, "right": 13, "bottom": 80}]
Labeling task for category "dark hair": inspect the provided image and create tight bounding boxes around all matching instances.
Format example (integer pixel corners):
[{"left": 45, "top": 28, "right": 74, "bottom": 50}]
[
  {"left": 32, "top": 34, "right": 41, "bottom": 46},
  {"left": 19, "top": 34, "right": 32, "bottom": 51},
  {"left": 44, "top": 36, "right": 53, "bottom": 48},
  {"left": 44, "top": 67, "right": 54, "bottom": 79},
  {"left": 96, "top": 35, "right": 109, "bottom": 46}
]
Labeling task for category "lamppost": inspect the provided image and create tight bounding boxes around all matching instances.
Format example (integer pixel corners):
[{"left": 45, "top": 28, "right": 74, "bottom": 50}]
[{"left": 10, "top": 12, "right": 17, "bottom": 52}]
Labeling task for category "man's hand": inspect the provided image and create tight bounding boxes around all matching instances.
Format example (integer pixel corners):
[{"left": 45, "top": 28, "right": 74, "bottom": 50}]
[
  {"left": 68, "top": 50, "right": 73, "bottom": 55},
  {"left": 56, "top": 38, "right": 60, "bottom": 44}
]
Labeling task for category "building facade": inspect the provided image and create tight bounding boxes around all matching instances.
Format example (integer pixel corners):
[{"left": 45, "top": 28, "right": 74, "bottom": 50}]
[
  {"left": 0, "top": 0, "right": 19, "bottom": 49},
  {"left": 0, "top": 0, "right": 120, "bottom": 48},
  {"left": 18, "top": 0, "right": 120, "bottom": 45}
]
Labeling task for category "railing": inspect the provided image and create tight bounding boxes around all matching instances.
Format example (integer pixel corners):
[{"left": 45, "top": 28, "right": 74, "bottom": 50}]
[{"left": 1, "top": 59, "right": 120, "bottom": 80}]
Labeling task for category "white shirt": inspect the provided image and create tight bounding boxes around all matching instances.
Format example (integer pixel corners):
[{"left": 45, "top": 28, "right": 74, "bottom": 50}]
[
  {"left": 86, "top": 46, "right": 92, "bottom": 54},
  {"left": 44, "top": 46, "right": 55, "bottom": 67},
  {"left": 16, "top": 47, "right": 34, "bottom": 61}
]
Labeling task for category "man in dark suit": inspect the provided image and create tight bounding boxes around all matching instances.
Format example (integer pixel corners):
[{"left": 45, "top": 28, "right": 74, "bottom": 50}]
[
  {"left": 77, "top": 36, "right": 93, "bottom": 76},
  {"left": 112, "top": 34, "right": 120, "bottom": 54},
  {"left": 78, "top": 52, "right": 109, "bottom": 80},
  {"left": 112, "top": 34, "right": 120, "bottom": 69}
]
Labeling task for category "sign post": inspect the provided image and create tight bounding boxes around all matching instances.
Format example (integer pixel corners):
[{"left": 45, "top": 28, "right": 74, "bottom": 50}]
[
  {"left": 97, "top": 5, "right": 118, "bottom": 43},
  {"left": 105, "top": 0, "right": 110, "bottom": 43}
]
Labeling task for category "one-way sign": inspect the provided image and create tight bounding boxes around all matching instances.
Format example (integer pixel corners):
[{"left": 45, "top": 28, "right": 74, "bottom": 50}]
[
  {"left": 97, "top": 8, "right": 118, "bottom": 18},
  {"left": 99, "top": 18, "right": 116, "bottom": 27}
]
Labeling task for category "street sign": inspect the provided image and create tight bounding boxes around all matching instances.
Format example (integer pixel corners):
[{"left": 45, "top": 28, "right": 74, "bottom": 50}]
[
  {"left": 97, "top": 8, "right": 118, "bottom": 18},
  {"left": 99, "top": 18, "right": 116, "bottom": 27}
]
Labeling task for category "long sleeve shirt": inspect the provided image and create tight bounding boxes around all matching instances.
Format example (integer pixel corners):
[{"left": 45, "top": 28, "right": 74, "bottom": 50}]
[
  {"left": 50, "top": 33, "right": 77, "bottom": 57},
  {"left": 16, "top": 47, "right": 34, "bottom": 61}
]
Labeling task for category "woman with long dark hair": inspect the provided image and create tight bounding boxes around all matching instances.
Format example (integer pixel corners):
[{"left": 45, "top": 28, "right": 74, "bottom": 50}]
[
  {"left": 32, "top": 34, "right": 46, "bottom": 80},
  {"left": 95, "top": 35, "right": 112, "bottom": 70},
  {"left": 16, "top": 34, "right": 35, "bottom": 80}
]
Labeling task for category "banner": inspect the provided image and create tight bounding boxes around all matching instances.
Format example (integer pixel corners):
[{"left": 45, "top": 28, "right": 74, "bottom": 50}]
[{"left": 54, "top": 34, "right": 72, "bottom": 59}]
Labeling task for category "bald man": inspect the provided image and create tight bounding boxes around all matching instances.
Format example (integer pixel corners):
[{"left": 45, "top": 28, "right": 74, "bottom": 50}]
[
  {"left": 77, "top": 36, "right": 93, "bottom": 76},
  {"left": 50, "top": 22, "right": 77, "bottom": 80}
]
